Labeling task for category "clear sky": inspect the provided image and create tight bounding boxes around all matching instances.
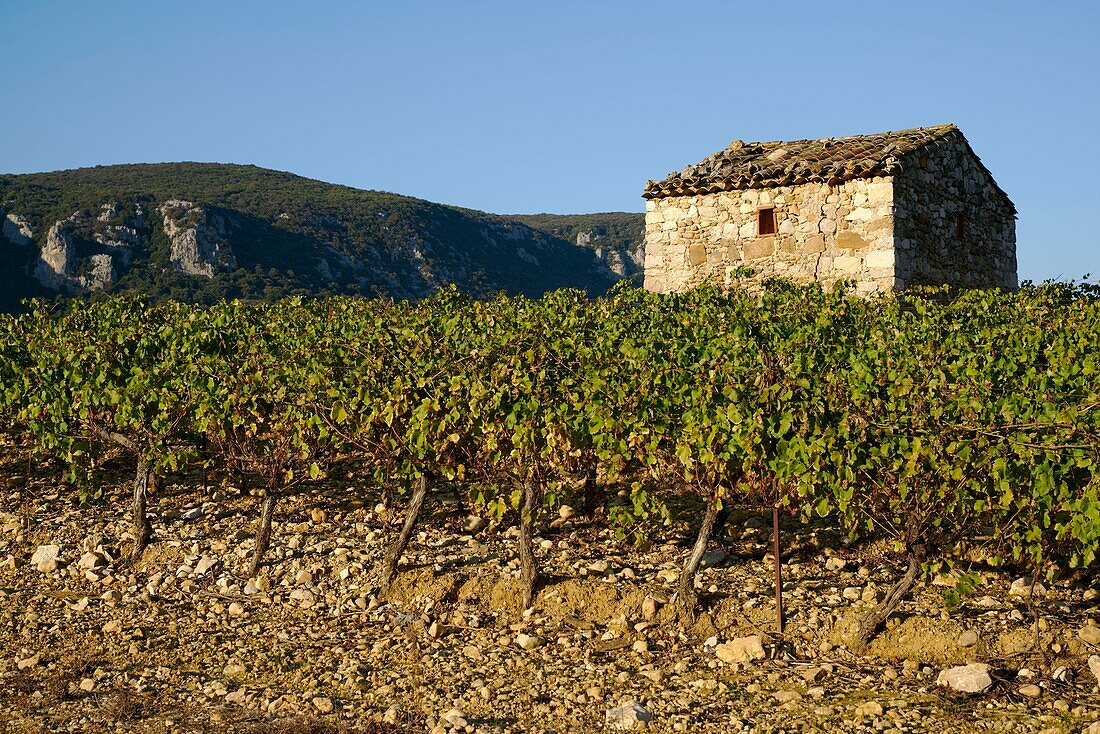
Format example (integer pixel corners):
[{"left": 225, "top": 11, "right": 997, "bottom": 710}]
[{"left": 1, "top": 1, "right": 1097, "bottom": 282}]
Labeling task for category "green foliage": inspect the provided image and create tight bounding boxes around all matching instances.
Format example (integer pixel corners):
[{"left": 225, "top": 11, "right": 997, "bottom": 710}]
[{"left": 0, "top": 280, "right": 1097, "bottom": 586}]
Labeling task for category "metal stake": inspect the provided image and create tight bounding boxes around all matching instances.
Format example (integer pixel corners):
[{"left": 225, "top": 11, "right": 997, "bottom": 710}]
[{"left": 773, "top": 505, "right": 785, "bottom": 635}]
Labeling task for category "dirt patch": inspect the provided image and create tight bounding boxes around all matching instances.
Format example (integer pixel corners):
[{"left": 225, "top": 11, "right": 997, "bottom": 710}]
[
  {"left": 857, "top": 615, "right": 966, "bottom": 665},
  {"left": 392, "top": 569, "right": 652, "bottom": 627},
  {"left": 135, "top": 541, "right": 185, "bottom": 572},
  {"left": 387, "top": 566, "right": 467, "bottom": 608}
]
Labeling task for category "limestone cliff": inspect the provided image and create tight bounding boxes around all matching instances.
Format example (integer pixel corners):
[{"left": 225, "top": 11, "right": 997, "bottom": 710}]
[
  {"left": 158, "top": 200, "right": 237, "bottom": 277},
  {"left": 0, "top": 162, "right": 629, "bottom": 310},
  {"left": 2, "top": 212, "right": 33, "bottom": 247},
  {"left": 579, "top": 230, "right": 645, "bottom": 278},
  {"left": 34, "top": 214, "right": 118, "bottom": 292}
]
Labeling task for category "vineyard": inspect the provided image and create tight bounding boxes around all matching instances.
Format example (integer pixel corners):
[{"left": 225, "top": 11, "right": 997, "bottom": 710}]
[{"left": 1, "top": 281, "right": 1100, "bottom": 732}]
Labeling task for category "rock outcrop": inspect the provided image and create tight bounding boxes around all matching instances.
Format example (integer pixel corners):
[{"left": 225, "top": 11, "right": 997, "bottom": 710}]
[
  {"left": 158, "top": 200, "right": 237, "bottom": 277},
  {"left": 35, "top": 215, "right": 81, "bottom": 290},
  {"left": 34, "top": 212, "right": 125, "bottom": 293},
  {"left": 2, "top": 212, "right": 33, "bottom": 247},
  {"left": 587, "top": 233, "right": 644, "bottom": 278}
]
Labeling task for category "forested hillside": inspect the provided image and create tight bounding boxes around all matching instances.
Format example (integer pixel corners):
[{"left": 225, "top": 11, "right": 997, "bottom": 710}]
[{"left": 0, "top": 163, "right": 641, "bottom": 312}]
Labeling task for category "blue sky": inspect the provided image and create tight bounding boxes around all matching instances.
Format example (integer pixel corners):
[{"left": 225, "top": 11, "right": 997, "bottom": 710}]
[{"left": 1, "top": 1, "right": 1097, "bottom": 282}]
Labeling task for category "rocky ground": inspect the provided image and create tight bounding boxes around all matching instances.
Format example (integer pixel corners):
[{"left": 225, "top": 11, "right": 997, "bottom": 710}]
[{"left": 1, "top": 450, "right": 1099, "bottom": 734}]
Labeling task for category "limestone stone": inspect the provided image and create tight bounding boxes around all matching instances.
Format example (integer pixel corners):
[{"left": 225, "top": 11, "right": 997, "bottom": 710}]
[
  {"left": 715, "top": 635, "right": 765, "bottom": 664},
  {"left": 835, "top": 231, "right": 869, "bottom": 250},
  {"left": 1078, "top": 625, "right": 1100, "bottom": 646},
  {"left": 605, "top": 700, "right": 652, "bottom": 730},
  {"left": 936, "top": 663, "right": 992, "bottom": 693},
  {"left": 743, "top": 237, "right": 774, "bottom": 261},
  {"left": 31, "top": 545, "right": 60, "bottom": 572},
  {"left": 865, "top": 249, "right": 895, "bottom": 270},
  {"left": 687, "top": 244, "right": 707, "bottom": 266},
  {"left": 834, "top": 255, "right": 863, "bottom": 275}
]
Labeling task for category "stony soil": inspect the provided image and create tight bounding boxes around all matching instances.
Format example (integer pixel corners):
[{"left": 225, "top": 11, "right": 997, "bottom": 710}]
[{"left": 1, "top": 451, "right": 1099, "bottom": 734}]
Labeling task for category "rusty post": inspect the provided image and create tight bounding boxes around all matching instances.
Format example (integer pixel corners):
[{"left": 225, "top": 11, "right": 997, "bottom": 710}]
[{"left": 773, "top": 505, "right": 785, "bottom": 636}]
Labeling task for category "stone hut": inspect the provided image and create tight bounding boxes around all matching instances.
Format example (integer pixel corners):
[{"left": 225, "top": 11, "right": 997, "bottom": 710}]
[{"left": 642, "top": 124, "right": 1016, "bottom": 294}]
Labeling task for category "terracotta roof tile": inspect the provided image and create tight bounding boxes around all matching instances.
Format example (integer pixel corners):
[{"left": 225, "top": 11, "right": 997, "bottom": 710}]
[{"left": 642, "top": 124, "right": 1012, "bottom": 213}]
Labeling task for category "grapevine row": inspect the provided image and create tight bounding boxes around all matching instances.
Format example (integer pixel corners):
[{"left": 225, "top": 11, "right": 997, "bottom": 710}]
[{"left": 0, "top": 282, "right": 1097, "bottom": 647}]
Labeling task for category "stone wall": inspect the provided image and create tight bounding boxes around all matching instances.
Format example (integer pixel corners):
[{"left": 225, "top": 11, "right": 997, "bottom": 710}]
[
  {"left": 893, "top": 135, "right": 1017, "bottom": 289},
  {"left": 643, "top": 177, "right": 897, "bottom": 295}
]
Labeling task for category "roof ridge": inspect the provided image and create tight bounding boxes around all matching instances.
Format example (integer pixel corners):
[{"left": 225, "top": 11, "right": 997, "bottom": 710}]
[
  {"left": 726, "top": 123, "right": 958, "bottom": 151},
  {"left": 643, "top": 124, "right": 973, "bottom": 201}
]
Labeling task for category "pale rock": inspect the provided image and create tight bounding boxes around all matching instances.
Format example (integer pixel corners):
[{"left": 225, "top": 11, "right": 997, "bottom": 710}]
[
  {"left": 854, "top": 701, "right": 883, "bottom": 717},
  {"left": 17, "top": 654, "right": 41, "bottom": 670},
  {"left": 773, "top": 690, "right": 802, "bottom": 703},
  {"left": 311, "top": 696, "right": 334, "bottom": 713},
  {"left": 936, "top": 663, "right": 992, "bottom": 693},
  {"left": 31, "top": 544, "right": 61, "bottom": 572},
  {"left": 824, "top": 556, "right": 846, "bottom": 572},
  {"left": 289, "top": 588, "right": 314, "bottom": 605},
  {"left": 442, "top": 708, "right": 468, "bottom": 728},
  {"left": 182, "top": 507, "right": 204, "bottom": 521},
  {"left": 1078, "top": 625, "right": 1100, "bottom": 646},
  {"left": 958, "top": 630, "right": 979, "bottom": 648},
  {"left": 515, "top": 633, "right": 542, "bottom": 650},
  {"left": 656, "top": 569, "right": 679, "bottom": 584},
  {"left": 801, "top": 666, "right": 826, "bottom": 684},
  {"left": 1088, "top": 655, "right": 1100, "bottom": 687},
  {"left": 227, "top": 602, "right": 244, "bottom": 617},
  {"left": 194, "top": 557, "right": 217, "bottom": 575},
  {"left": 587, "top": 560, "right": 610, "bottom": 575},
  {"left": 558, "top": 505, "right": 576, "bottom": 520},
  {"left": 1018, "top": 683, "right": 1042, "bottom": 698},
  {"left": 1009, "top": 577, "right": 1045, "bottom": 597},
  {"left": 78, "top": 551, "right": 106, "bottom": 570},
  {"left": 715, "top": 635, "right": 765, "bottom": 664},
  {"left": 605, "top": 700, "right": 652, "bottom": 730}
]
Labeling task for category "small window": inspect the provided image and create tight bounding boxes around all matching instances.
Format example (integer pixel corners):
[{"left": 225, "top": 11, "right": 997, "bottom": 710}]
[
  {"left": 758, "top": 207, "right": 776, "bottom": 236},
  {"left": 955, "top": 213, "right": 966, "bottom": 239}
]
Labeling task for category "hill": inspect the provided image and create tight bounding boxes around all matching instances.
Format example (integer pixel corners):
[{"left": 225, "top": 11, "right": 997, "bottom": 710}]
[
  {"left": 0, "top": 163, "right": 644, "bottom": 312},
  {"left": 510, "top": 212, "right": 645, "bottom": 284}
]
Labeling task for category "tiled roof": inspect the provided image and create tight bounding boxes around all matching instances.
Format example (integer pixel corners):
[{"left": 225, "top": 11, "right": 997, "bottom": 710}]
[{"left": 643, "top": 124, "right": 1013, "bottom": 212}]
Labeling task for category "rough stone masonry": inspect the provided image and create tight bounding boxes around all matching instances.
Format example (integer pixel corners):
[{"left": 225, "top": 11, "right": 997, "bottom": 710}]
[{"left": 642, "top": 124, "right": 1017, "bottom": 295}]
